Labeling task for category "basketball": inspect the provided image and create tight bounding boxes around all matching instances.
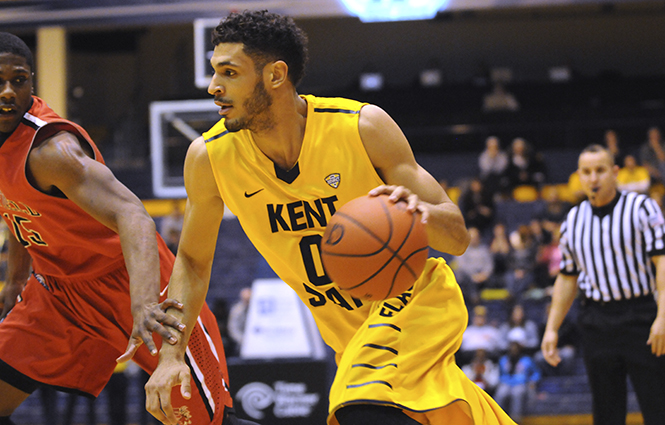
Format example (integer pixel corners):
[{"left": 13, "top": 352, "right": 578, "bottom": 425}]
[{"left": 320, "top": 194, "right": 429, "bottom": 301}]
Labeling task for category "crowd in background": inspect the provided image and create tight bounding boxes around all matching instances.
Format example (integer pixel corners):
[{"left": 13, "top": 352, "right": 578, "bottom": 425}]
[
  {"left": 447, "top": 125, "right": 665, "bottom": 422},
  {"left": 454, "top": 127, "right": 665, "bottom": 309}
]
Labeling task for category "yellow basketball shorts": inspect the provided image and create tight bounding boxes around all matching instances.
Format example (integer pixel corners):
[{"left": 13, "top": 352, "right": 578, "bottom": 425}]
[{"left": 328, "top": 258, "right": 515, "bottom": 425}]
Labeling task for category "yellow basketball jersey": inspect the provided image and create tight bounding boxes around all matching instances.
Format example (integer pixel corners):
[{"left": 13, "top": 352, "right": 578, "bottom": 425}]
[
  {"left": 203, "top": 95, "right": 384, "bottom": 354},
  {"left": 204, "top": 95, "right": 516, "bottom": 424}
]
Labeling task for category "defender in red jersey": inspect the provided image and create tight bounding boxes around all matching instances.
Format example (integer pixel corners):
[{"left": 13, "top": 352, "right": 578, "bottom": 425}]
[{"left": 0, "top": 33, "right": 239, "bottom": 425}]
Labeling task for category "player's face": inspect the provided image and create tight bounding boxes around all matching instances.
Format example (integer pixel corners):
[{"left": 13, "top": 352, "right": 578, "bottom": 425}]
[
  {"left": 208, "top": 43, "right": 274, "bottom": 133},
  {"left": 0, "top": 53, "right": 33, "bottom": 134},
  {"left": 578, "top": 150, "right": 619, "bottom": 207}
]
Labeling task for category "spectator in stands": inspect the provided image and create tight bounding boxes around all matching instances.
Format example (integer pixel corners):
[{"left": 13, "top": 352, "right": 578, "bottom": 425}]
[
  {"left": 459, "top": 305, "right": 503, "bottom": 364},
  {"left": 158, "top": 199, "right": 184, "bottom": 239},
  {"left": 539, "top": 187, "right": 570, "bottom": 235},
  {"left": 228, "top": 287, "right": 252, "bottom": 355},
  {"left": 566, "top": 170, "right": 586, "bottom": 205},
  {"left": 483, "top": 82, "right": 520, "bottom": 113},
  {"left": 651, "top": 189, "right": 665, "bottom": 211},
  {"left": 437, "top": 178, "right": 462, "bottom": 210},
  {"left": 462, "top": 348, "right": 500, "bottom": 396},
  {"left": 506, "top": 137, "right": 547, "bottom": 192},
  {"left": 159, "top": 201, "right": 184, "bottom": 255},
  {"left": 164, "top": 228, "right": 181, "bottom": 256},
  {"left": 535, "top": 227, "right": 562, "bottom": 292},
  {"left": 478, "top": 136, "right": 510, "bottom": 200},
  {"left": 529, "top": 218, "right": 555, "bottom": 294},
  {"left": 212, "top": 298, "right": 237, "bottom": 357},
  {"left": 454, "top": 227, "right": 495, "bottom": 305},
  {"left": 617, "top": 154, "right": 651, "bottom": 194},
  {"left": 534, "top": 301, "right": 579, "bottom": 376},
  {"left": 494, "top": 328, "right": 541, "bottom": 424},
  {"left": 639, "top": 126, "right": 665, "bottom": 183},
  {"left": 604, "top": 129, "right": 626, "bottom": 167},
  {"left": 505, "top": 225, "right": 538, "bottom": 300},
  {"left": 490, "top": 222, "right": 511, "bottom": 283},
  {"left": 459, "top": 177, "right": 495, "bottom": 236},
  {"left": 528, "top": 218, "right": 551, "bottom": 248},
  {"left": 498, "top": 304, "right": 540, "bottom": 354}
]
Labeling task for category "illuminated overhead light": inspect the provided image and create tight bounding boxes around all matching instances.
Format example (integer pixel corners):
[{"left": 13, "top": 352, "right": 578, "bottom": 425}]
[
  {"left": 359, "top": 72, "right": 384, "bottom": 91},
  {"left": 549, "top": 66, "right": 572, "bottom": 83},
  {"left": 420, "top": 68, "right": 442, "bottom": 87},
  {"left": 340, "top": 0, "right": 451, "bottom": 22}
]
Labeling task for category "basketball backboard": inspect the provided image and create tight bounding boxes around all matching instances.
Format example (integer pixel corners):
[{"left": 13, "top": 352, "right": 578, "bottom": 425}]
[{"left": 149, "top": 98, "right": 218, "bottom": 198}]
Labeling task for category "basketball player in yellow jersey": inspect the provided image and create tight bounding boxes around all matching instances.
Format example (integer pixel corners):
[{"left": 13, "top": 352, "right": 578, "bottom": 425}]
[{"left": 147, "top": 10, "right": 515, "bottom": 425}]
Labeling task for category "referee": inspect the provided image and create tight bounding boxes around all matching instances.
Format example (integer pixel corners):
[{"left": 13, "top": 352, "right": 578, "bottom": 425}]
[{"left": 541, "top": 144, "right": 665, "bottom": 425}]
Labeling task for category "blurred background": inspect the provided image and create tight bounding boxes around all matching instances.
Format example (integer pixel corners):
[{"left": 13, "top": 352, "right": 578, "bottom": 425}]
[{"left": 1, "top": 0, "right": 664, "bottom": 424}]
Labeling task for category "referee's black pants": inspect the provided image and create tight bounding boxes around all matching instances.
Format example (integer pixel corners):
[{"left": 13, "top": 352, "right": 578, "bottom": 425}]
[{"left": 579, "top": 297, "right": 665, "bottom": 425}]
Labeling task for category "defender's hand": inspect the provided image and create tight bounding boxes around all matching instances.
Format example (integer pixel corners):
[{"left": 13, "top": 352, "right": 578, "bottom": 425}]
[{"left": 117, "top": 299, "right": 185, "bottom": 362}]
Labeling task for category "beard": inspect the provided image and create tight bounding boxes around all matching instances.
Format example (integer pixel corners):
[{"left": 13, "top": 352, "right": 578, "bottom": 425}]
[{"left": 224, "top": 79, "right": 274, "bottom": 133}]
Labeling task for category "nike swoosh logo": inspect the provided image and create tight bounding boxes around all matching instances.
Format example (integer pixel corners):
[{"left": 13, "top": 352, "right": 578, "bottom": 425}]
[
  {"left": 244, "top": 188, "right": 264, "bottom": 198},
  {"left": 160, "top": 285, "right": 169, "bottom": 297}
]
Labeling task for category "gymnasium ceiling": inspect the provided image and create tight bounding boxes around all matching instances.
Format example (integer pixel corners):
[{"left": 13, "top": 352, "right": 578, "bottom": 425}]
[{"left": 0, "top": 0, "right": 661, "bottom": 29}]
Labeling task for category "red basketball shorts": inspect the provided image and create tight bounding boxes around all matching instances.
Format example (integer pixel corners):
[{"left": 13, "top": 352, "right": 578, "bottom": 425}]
[{"left": 0, "top": 265, "right": 232, "bottom": 425}]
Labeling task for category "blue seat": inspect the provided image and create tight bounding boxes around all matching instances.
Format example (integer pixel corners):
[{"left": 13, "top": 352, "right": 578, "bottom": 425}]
[{"left": 494, "top": 200, "right": 546, "bottom": 233}]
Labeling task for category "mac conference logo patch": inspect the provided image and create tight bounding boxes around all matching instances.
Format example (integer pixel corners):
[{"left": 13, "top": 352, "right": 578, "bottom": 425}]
[{"left": 325, "top": 173, "right": 340, "bottom": 189}]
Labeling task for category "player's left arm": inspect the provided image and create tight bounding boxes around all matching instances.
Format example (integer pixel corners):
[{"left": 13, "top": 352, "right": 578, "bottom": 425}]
[
  {"left": 27, "top": 131, "right": 183, "bottom": 359},
  {"left": 359, "top": 104, "right": 469, "bottom": 255},
  {"left": 648, "top": 254, "right": 665, "bottom": 356}
]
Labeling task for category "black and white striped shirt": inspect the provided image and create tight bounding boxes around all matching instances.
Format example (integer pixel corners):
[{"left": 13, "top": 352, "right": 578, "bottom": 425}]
[{"left": 559, "top": 191, "right": 665, "bottom": 302}]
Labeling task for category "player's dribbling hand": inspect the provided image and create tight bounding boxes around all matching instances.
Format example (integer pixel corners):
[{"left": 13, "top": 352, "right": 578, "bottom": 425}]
[
  {"left": 145, "top": 359, "right": 192, "bottom": 425},
  {"left": 117, "top": 298, "right": 186, "bottom": 363},
  {"left": 369, "top": 185, "right": 429, "bottom": 223},
  {"left": 540, "top": 330, "right": 561, "bottom": 367}
]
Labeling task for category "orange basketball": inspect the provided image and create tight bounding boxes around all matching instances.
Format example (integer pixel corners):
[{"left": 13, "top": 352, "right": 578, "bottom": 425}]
[{"left": 321, "top": 194, "right": 429, "bottom": 301}]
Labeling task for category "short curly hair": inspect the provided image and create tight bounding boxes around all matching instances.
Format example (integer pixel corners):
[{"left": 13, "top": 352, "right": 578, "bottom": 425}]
[
  {"left": 211, "top": 10, "right": 309, "bottom": 87},
  {"left": 0, "top": 32, "right": 34, "bottom": 71}
]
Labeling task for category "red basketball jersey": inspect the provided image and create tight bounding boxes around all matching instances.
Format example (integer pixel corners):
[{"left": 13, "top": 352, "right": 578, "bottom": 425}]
[{"left": 0, "top": 96, "right": 127, "bottom": 278}]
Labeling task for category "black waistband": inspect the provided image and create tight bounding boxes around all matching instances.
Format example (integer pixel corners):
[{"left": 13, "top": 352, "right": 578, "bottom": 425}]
[{"left": 581, "top": 294, "right": 656, "bottom": 308}]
